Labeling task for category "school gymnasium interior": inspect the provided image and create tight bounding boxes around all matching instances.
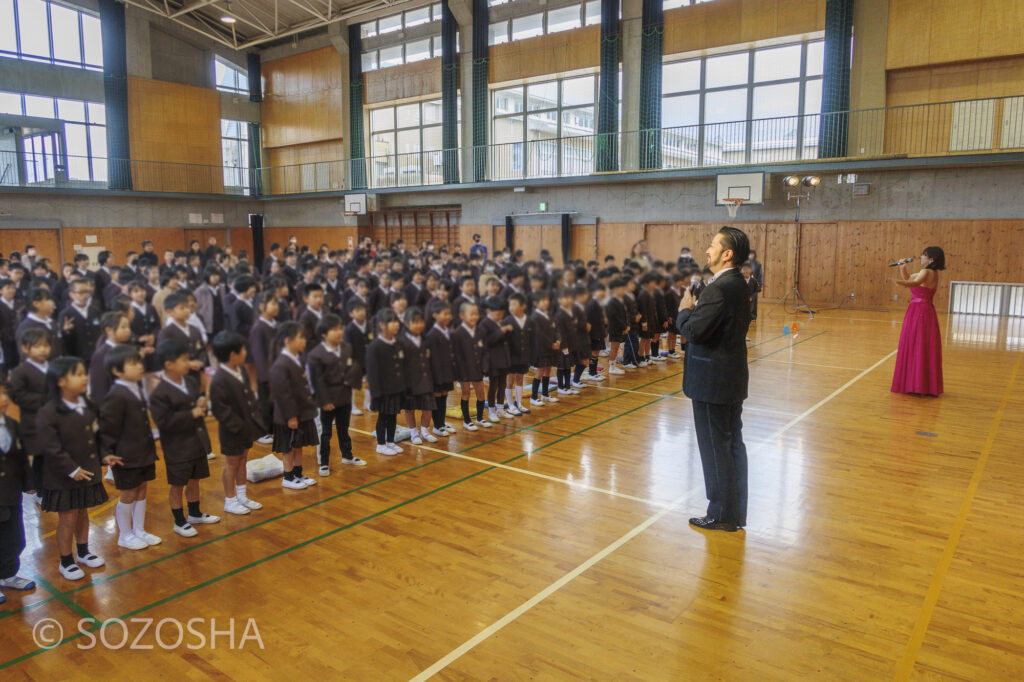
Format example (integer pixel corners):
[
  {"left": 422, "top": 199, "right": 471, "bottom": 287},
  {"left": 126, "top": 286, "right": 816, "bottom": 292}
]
[{"left": 1, "top": 0, "right": 1023, "bottom": 678}]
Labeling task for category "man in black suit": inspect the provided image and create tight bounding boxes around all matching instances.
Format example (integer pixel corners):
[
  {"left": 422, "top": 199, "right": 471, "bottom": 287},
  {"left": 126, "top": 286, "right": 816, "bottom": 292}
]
[{"left": 676, "top": 226, "right": 752, "bottom": 533}]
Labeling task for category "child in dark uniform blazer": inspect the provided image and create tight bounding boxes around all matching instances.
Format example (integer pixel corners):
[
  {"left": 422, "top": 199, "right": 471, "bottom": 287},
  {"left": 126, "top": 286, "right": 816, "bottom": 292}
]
[
  {"left": 553, "top": 288, "right": 578, "bottom": 396},
  {"left": 584, "top": 283, "right": 608, "bottom": 381},
  {"left": 249, "top": 291, "right": 279, "bottom": 443},
  {"left": 8, "top": 328, "right": 51, "bottom": 498},
  {"left": 400, "top": 308, "right": 436, "bottom": 446},
  {"left": 99, "top": 345, "right": 161, "bottom": 551},
  {"left": 344, "top": 300, "right": 371, "bottom": 415},
  {"left": 149, "top": 339, "right": 220, "bottom": 538},
  {"left": 128, "top": 281, "right": 161, "bottom": 379},
  {"left": 503, "top": 292, "right": 533, "bottom": 415},
  {"left": 270, "top": 322, "right": 319, "bottom": 489},
  {"left": 480, "top": 297, "right": 514, "bottom": 422},
  {"left": 307, "top": 314, "right": 366, "bottom": 475},
  {"left": 605, "top": 277, "right": 629, "bottom": 375},
  {"left": 89, "top": 311, "right": 132, "bottom": 403},
  {"left": 0, "top": 385, "right": 37, "bottom": 600},
  {"left": 158, "top": 292, "right": 205, "bottom": 382},
  {"left": 365, "top": 309, "right": 407, "bottom": 455},
  {"left": 529, "top": 291, "right": 560, "bottom": 406},
  {"left": 570, "top": 286, "right": 592, "bottom": 388},
  {"left": 425, "top": 302, "right": 457, "bottom": 438},
  {"left": 36, "top": 357, "right": 118, "bottom": 581},
  {"left": 210, "top": 331, "right": 267, "bottom": 516},
  {"left": 451, "top": 301, "right": 491, "bottom": 431}
]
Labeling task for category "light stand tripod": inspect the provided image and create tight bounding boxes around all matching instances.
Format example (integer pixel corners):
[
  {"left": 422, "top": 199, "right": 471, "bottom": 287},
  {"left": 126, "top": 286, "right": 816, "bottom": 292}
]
[{"left": 766, "top": 176, "right": 820, "bottom": 318}]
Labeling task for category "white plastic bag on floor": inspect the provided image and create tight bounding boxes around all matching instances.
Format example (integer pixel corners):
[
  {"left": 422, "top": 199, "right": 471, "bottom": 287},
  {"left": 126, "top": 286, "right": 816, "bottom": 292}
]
[{"left": 246, "top": 453, "right": 284, "bottom": 482}]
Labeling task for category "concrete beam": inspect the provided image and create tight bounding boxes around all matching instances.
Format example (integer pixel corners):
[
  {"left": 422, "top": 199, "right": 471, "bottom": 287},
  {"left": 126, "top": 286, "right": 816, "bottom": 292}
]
[
  {"left": 620, "top": 0, "right": 642, "bottom": 172},
  {"left": 328, "top": 21, "right": 350, "bottom": 55},
  {"left": 447, "top": 0, "right": 472, "bottom": 28},
  {"left": 0, "top": 60, "right": 105, "bottom": 103}
]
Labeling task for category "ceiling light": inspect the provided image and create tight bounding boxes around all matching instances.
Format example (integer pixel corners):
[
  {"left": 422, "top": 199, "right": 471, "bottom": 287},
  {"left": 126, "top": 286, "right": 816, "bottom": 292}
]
[{"left": 221, "top": 1, "right": 236, "bottom": 23}]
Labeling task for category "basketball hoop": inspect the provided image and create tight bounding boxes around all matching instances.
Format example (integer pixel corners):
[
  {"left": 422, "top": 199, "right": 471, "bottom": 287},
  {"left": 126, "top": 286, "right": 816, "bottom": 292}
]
[
  {"left": 722, "top": 197, "right": 745, "bottom": 219},
  {"left": 343, "top": 211, "right": 359, "bottom": 217}
]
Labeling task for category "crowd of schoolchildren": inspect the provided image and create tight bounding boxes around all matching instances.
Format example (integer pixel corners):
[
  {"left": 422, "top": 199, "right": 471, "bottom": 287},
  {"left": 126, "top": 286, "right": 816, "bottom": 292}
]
[{"left": 0, "top": 235, "right": 762, "bottom": 591}]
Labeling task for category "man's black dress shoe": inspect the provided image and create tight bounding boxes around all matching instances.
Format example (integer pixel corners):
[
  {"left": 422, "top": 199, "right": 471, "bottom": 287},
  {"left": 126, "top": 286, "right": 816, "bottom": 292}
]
[{"left": 688, "top": 516, "right": 738, "bottom": 532}]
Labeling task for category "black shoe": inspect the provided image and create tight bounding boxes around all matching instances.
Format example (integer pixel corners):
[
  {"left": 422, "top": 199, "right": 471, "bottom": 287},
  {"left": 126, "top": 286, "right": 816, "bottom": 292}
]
[{"left": 688, "top": 516, "right": 738, "bottom": 532}]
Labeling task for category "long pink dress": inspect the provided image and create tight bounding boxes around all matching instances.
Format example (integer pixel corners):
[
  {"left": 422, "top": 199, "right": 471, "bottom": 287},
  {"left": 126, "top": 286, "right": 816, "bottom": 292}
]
[{"left": 891, "top": 285, "right": 943, "bottom": 396}]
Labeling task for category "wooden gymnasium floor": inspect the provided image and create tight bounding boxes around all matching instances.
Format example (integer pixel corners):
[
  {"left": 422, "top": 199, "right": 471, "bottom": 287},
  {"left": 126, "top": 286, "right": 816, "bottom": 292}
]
[{"left": 1, "top": 307, "right": 1022, "bottom": 680}]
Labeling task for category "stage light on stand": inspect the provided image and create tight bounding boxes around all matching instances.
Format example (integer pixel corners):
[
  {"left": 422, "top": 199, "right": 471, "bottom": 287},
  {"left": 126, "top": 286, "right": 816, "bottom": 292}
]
[
  {"left": 783, "top": 175, "right": 801, "bottom": 188},
  {"left": 802, "top": 175, "right": 821, "bottom": 188}
]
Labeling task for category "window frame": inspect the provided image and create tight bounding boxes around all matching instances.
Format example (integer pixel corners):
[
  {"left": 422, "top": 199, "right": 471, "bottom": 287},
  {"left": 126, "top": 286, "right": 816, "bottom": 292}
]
[{"left": 0, "top": 0, "right": 103, "bottom": 71}]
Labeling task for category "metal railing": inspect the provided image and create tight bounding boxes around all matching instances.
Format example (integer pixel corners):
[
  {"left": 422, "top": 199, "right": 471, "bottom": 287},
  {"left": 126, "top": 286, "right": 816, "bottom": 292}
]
[{"left": 1, "top": 96, "right": 1021, "bottom": 195}]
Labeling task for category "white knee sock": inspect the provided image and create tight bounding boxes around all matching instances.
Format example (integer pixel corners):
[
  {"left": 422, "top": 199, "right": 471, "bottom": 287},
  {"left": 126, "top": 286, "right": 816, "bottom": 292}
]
[
  {"left": 116, "top": 501, "right": 133, "bottom": 538},
  {"left": 514, "top": 384, "right": 523, "bottom": 406},
  {"left": 236, "top": 484, "right": 248, "bottom": 501},
  {"left": 131, "top": 499, "right": 147, "bottom": 535}
]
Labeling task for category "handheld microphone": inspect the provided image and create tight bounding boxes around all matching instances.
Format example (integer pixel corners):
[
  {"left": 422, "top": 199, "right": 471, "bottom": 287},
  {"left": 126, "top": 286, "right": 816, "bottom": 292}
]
[{"left": 888, "top": 257, "right": 913, "bottom": 267}]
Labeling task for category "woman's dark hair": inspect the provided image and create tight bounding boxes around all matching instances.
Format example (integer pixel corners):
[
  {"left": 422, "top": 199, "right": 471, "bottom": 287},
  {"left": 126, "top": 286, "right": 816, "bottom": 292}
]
[
  {"left": 46, "top": 356, "right": 85, "bottom": 402},
  {"left": 375, "top": 308, "right": 399, "bottom": 330},
  {"left": 717, "top": 226, "right": 751, "bottom": 266},
  {"left": 273, "top": 321, "right": 305, "bottom": 358},
  {"left": 923, "top": 246, "right": 946, "bottom": 271}
]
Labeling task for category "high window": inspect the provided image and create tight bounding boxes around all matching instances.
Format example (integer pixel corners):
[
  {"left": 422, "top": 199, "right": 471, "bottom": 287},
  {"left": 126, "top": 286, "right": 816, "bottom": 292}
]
[{"left": 0, "top": 0, "right": 103, "bottom": 71}]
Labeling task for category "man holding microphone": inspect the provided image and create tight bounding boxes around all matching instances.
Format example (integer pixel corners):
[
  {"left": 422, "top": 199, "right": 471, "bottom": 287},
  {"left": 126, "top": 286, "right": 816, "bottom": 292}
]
[{"left": 676, "top": 227, "right": 752, "bottom": 532}]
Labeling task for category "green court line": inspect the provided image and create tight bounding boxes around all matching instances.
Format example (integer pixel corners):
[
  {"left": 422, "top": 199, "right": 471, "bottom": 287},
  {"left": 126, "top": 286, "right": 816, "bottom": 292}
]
[
  {"left": 30, "top": 573, "right": 97, "bottom": 625},
  {"left": 0, "top": 330, "right": 822, "bottom": 668}
]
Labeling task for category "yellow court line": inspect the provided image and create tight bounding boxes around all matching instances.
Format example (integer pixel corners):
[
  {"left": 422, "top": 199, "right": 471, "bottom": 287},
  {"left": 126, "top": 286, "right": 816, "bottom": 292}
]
[
  {"left": 892, "top": 352, "right": 1023, "bottom": 681},
  {"left": 409, "top": 348, "right": 902, "bottom": 681},
  {"left": 349, "top": 427, "right": 668, "bottom": 509},
  {"left": 33, "top": 498, "right": 119, "bottom": 541}
]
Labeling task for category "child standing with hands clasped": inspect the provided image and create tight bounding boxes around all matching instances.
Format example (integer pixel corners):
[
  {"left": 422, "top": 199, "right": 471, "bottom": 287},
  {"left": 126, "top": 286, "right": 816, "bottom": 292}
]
[
  {"left": 209, "top": 331, "right": 267, "bottom": 515},
  {"left": 307, "top": 314, "right": 366, "bottom": 475},
  {"left": 365, "top": 309, "right": 407, "bottom": 454},
  {"left": 452, "top": 302, "right": 492, "bottom": 431},
  {"left": 399, "top": 308, "right": 437, "bottom": 445},
  {"left": 425, "top": 302, "right": 458, "bottom": 437},
  {"left": 529, "top": 291, "right": 560, "bottom": 406},
  {"left": 0, "top": 385, "right": 37, "bottom": 599},
  {"left": 36, "top": 357, "right": 118, "bottom": 580},
  {"left": 270, "top": 323, "right": 320, "bottom": 489},
  {"left": 99, "top": 345, "right": 161, "bottom": 550}
]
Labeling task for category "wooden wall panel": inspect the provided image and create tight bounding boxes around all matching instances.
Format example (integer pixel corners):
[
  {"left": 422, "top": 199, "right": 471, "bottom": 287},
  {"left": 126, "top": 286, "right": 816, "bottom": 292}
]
[
  {"left": 261, "top": 227, "right": 359, "bottom": 254},
  {"left": 570, "top": 225, "right": 597, "bottom": 262},
  {"left": 663, "top": 0, "right": 825, "bottom": 59},
  {"left": 0, "top": 229, "right": 61, "bottom": 266},
  {"left": 489, "top": 25, "right": 600, "bottom": 84},
  {"left": 127, "top": 76, "right": 223, "bottom": 194},
  {"left": 887, "top": 0, "right": 1024, "bottom": 70},
  {"left": 262, "top": 47, "right": 345, "bottom": 149},
  {"left": 60, "top": 228, "right": 185, "bottom": 266},
  {"left": 364, "top": 58, "right": 443, "bottom": 104},
  {"left": 265, "top": 141, "right": 347, "bottom": 195},
  {"left": 796, "top": 222, "right": 838, "bottom": 304},
  {"left": 597, "top": 223, "right": 646, "bottom": 263}
]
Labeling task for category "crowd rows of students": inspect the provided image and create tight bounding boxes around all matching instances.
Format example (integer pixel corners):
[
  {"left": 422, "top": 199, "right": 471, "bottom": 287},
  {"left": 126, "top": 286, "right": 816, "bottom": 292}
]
[{"left": 0, "top": 235, "right": 762, "bottom": 592}]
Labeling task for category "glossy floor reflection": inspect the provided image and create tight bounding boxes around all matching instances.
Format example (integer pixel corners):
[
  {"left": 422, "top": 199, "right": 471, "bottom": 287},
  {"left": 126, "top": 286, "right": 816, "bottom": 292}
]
[{"left": 1, "top": 309, "right": 1021, "bottom": 680}]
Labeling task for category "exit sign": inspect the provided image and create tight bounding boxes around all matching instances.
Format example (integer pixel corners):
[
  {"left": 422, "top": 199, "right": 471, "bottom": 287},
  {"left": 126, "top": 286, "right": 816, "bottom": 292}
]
[{"left": 539, "top": 202, "right": 547, "bottom": 211}]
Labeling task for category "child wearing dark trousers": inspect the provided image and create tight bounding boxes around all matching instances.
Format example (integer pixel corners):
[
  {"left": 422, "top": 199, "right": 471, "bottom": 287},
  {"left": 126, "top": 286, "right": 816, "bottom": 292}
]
[
  {"left": 7, "top": 328, "right": 50, "bottom": 500},
  {"left": 451, "top": 302, "right": 492, "bottom": 431},
  {"left": 425, "top": 302, "right": 457, "bottom": 437},
  {"left": 0, "top": 385, "right": 36, "bottom": 600},
  {"left": 502, "top": 292, "right": 534, "bottom": 415},
  {"left": 529, "top": 291, "right": 560, "bottom": 406},
  {"left": 270, "top": 322, "right": 320, "bottom": 489},
  {"left": 365, "top": 309, "right": 407, "bottom": 454},
  {"left": 585, "top": 283, "right": 608, "bottom": 380},
  {"left": 400, "top": 308, "right": 437, "bottom": 445},
  {"left": 571, "top": 285, "right": 593, "bottom": 386},
  {"left": 248, "top": 291, "right": 279, "bottom": 444},
  {"left": 36, "top": 357, "right": 118, "bottom": 581},
  {"left": 553, "top": 288, "right": 578, "bottom": 396},
  {"left": 480, "top": 297, "right": 514, "bottom": 421},
  {"left": 99, "top": 345, "right": 161, "bottom": 550},
  {"left": 307, "top": 314, "right": 366, "bottom": 474},
  {"left": 150, "top": 340, "right": 220, "bottom": 538},
  {"left": 209, "top": 331, "right": 268, "bottom": 515}
]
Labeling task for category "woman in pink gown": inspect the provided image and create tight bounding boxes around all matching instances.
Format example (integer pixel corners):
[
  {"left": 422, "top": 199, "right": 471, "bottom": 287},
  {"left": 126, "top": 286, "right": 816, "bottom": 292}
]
[{"left": 892, "top": 247, "right": 945, "bottom": 396}]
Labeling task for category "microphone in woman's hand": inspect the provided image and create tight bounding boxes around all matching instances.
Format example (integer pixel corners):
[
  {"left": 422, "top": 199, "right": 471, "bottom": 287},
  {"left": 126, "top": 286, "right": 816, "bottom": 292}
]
[{"left": 888, "top": 257, "right": 913, "bottom": 267}]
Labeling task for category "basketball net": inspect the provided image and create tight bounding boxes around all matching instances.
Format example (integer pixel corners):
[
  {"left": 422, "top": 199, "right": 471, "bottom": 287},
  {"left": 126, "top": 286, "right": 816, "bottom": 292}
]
[{"left": 723, "top": 198, "right": 745, "bottom": 219}]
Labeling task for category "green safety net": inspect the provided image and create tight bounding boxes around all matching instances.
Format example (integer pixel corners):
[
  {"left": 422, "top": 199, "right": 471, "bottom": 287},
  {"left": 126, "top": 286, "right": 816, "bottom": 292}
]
[
  {"left": 819, "top": 0, "right": 853, "bottom": 159},
  {"left": 639, "top": 0, "right": 663, "bottom": 170},
  {"left": 441, "top": 0, "right": 460, "bottom": 184},
  {"left": 596, "top": 0, "right": 620, "bottom": 172},
  {"left": 348, "top": 23, "right": 367, "bottom": 190}
]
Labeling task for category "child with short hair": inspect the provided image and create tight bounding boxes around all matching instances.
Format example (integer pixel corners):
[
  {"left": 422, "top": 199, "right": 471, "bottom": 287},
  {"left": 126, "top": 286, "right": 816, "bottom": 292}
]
[
  {"left": 585, "top": 283, "right": 608, "bottom": 380},
  {"left": 503, "top": 292, "right": 533, "bottom": 415},
  {"left": 425, "top": 302, "right": 457, "bottom": 437},
  {"left": 149, "top": 339, "right": 220, "bottom": 538},
  {"left": 0, "top": 384, "right": 37, "bottom": 599},
  {"left": 605, "top": 278, "right": 629, "bottom": 375},
  {"left": 571, "top": 285, "right": 596, "bottom": 385},
  {"left": 17, "top": 288, "right": 69, "bottom": 359},
  {"left": 128, "top": 281, "right": 161, "bottom": 382},
  {"left": 399, "top": 308, "right": 437, "bottom": 445},
  {"left": 99, "top": 345, "right": 161, "bottom": 550},
  {"left": 307, "top": 314, "right": 365, "bottom": 474},
  {"left": 209, "top": 331, "right": 267, "bottom": 515},
  {"left": 89, "top": 311, "right": 131, "bottom": 403},
  {"left": 480, "top": 297, "right": 514, "bottom": 421},
  {"left": 270, "top": 322, "right": 320, "bottom": 489},
  {"left": 249, "top": 291, "right": 279, "bottom": 444},
  {"left": 553, "top": 288, "right": 579, "bottom": 396},
  {"left": 8, "top": 329, "right": 51, "bottom": 497},
  {"left": 297, "top": 283, "right": 325, "bottom": 347},
  {"left": 36, "top": 357, "right": 118, "bottom": 580},
  {"left": 344, "top": 300, "right": 371, "bottom": 415},
  {"left": 451, "top": 302, "right": 492, "bottom": 431},
  {"left": 664, "top": 273, "right": 687, "bottom": 359},
  {"left": 529, "top": 291, "right": 560, "bottom": 406},
  {"left": 158, "top": 291, "right": 205, "bottom": 381},
  {"left": 57, "top": 278, "right": 101, "bottom": 366},
  {"left": 365, "top": 309, "right": 407, "bottom": 454},
  {"left": 623, "top": 277, "right": 642, "bottom": 368}
]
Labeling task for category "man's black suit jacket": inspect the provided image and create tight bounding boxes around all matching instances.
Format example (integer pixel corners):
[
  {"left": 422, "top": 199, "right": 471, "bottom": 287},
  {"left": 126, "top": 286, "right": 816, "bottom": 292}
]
[{"left": 676, "top": 269, "right": 751, "bottom": 405}]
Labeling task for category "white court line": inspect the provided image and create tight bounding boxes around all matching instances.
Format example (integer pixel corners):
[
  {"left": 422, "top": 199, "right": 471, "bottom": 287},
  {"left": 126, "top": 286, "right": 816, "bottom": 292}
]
[
  {"left": 408, "top": 348, "right": 898, "bottom": 681},
  {"left": 755, "top": 358, "right": 868, "bottom": 371},
  {"left": 349, "top": 428, "right": 669, "bottom": 508}
]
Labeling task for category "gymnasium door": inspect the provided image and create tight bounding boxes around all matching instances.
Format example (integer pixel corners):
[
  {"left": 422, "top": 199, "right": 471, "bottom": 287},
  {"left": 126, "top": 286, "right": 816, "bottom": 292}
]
[{"left": 796, "top": 222, "right": 838, "bottom": 304}]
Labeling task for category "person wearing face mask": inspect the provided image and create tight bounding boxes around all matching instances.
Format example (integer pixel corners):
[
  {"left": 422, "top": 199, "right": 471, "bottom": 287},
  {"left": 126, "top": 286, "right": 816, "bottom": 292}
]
[{"left": 469, "top": 233, "right": 488, "bottom": 261}]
